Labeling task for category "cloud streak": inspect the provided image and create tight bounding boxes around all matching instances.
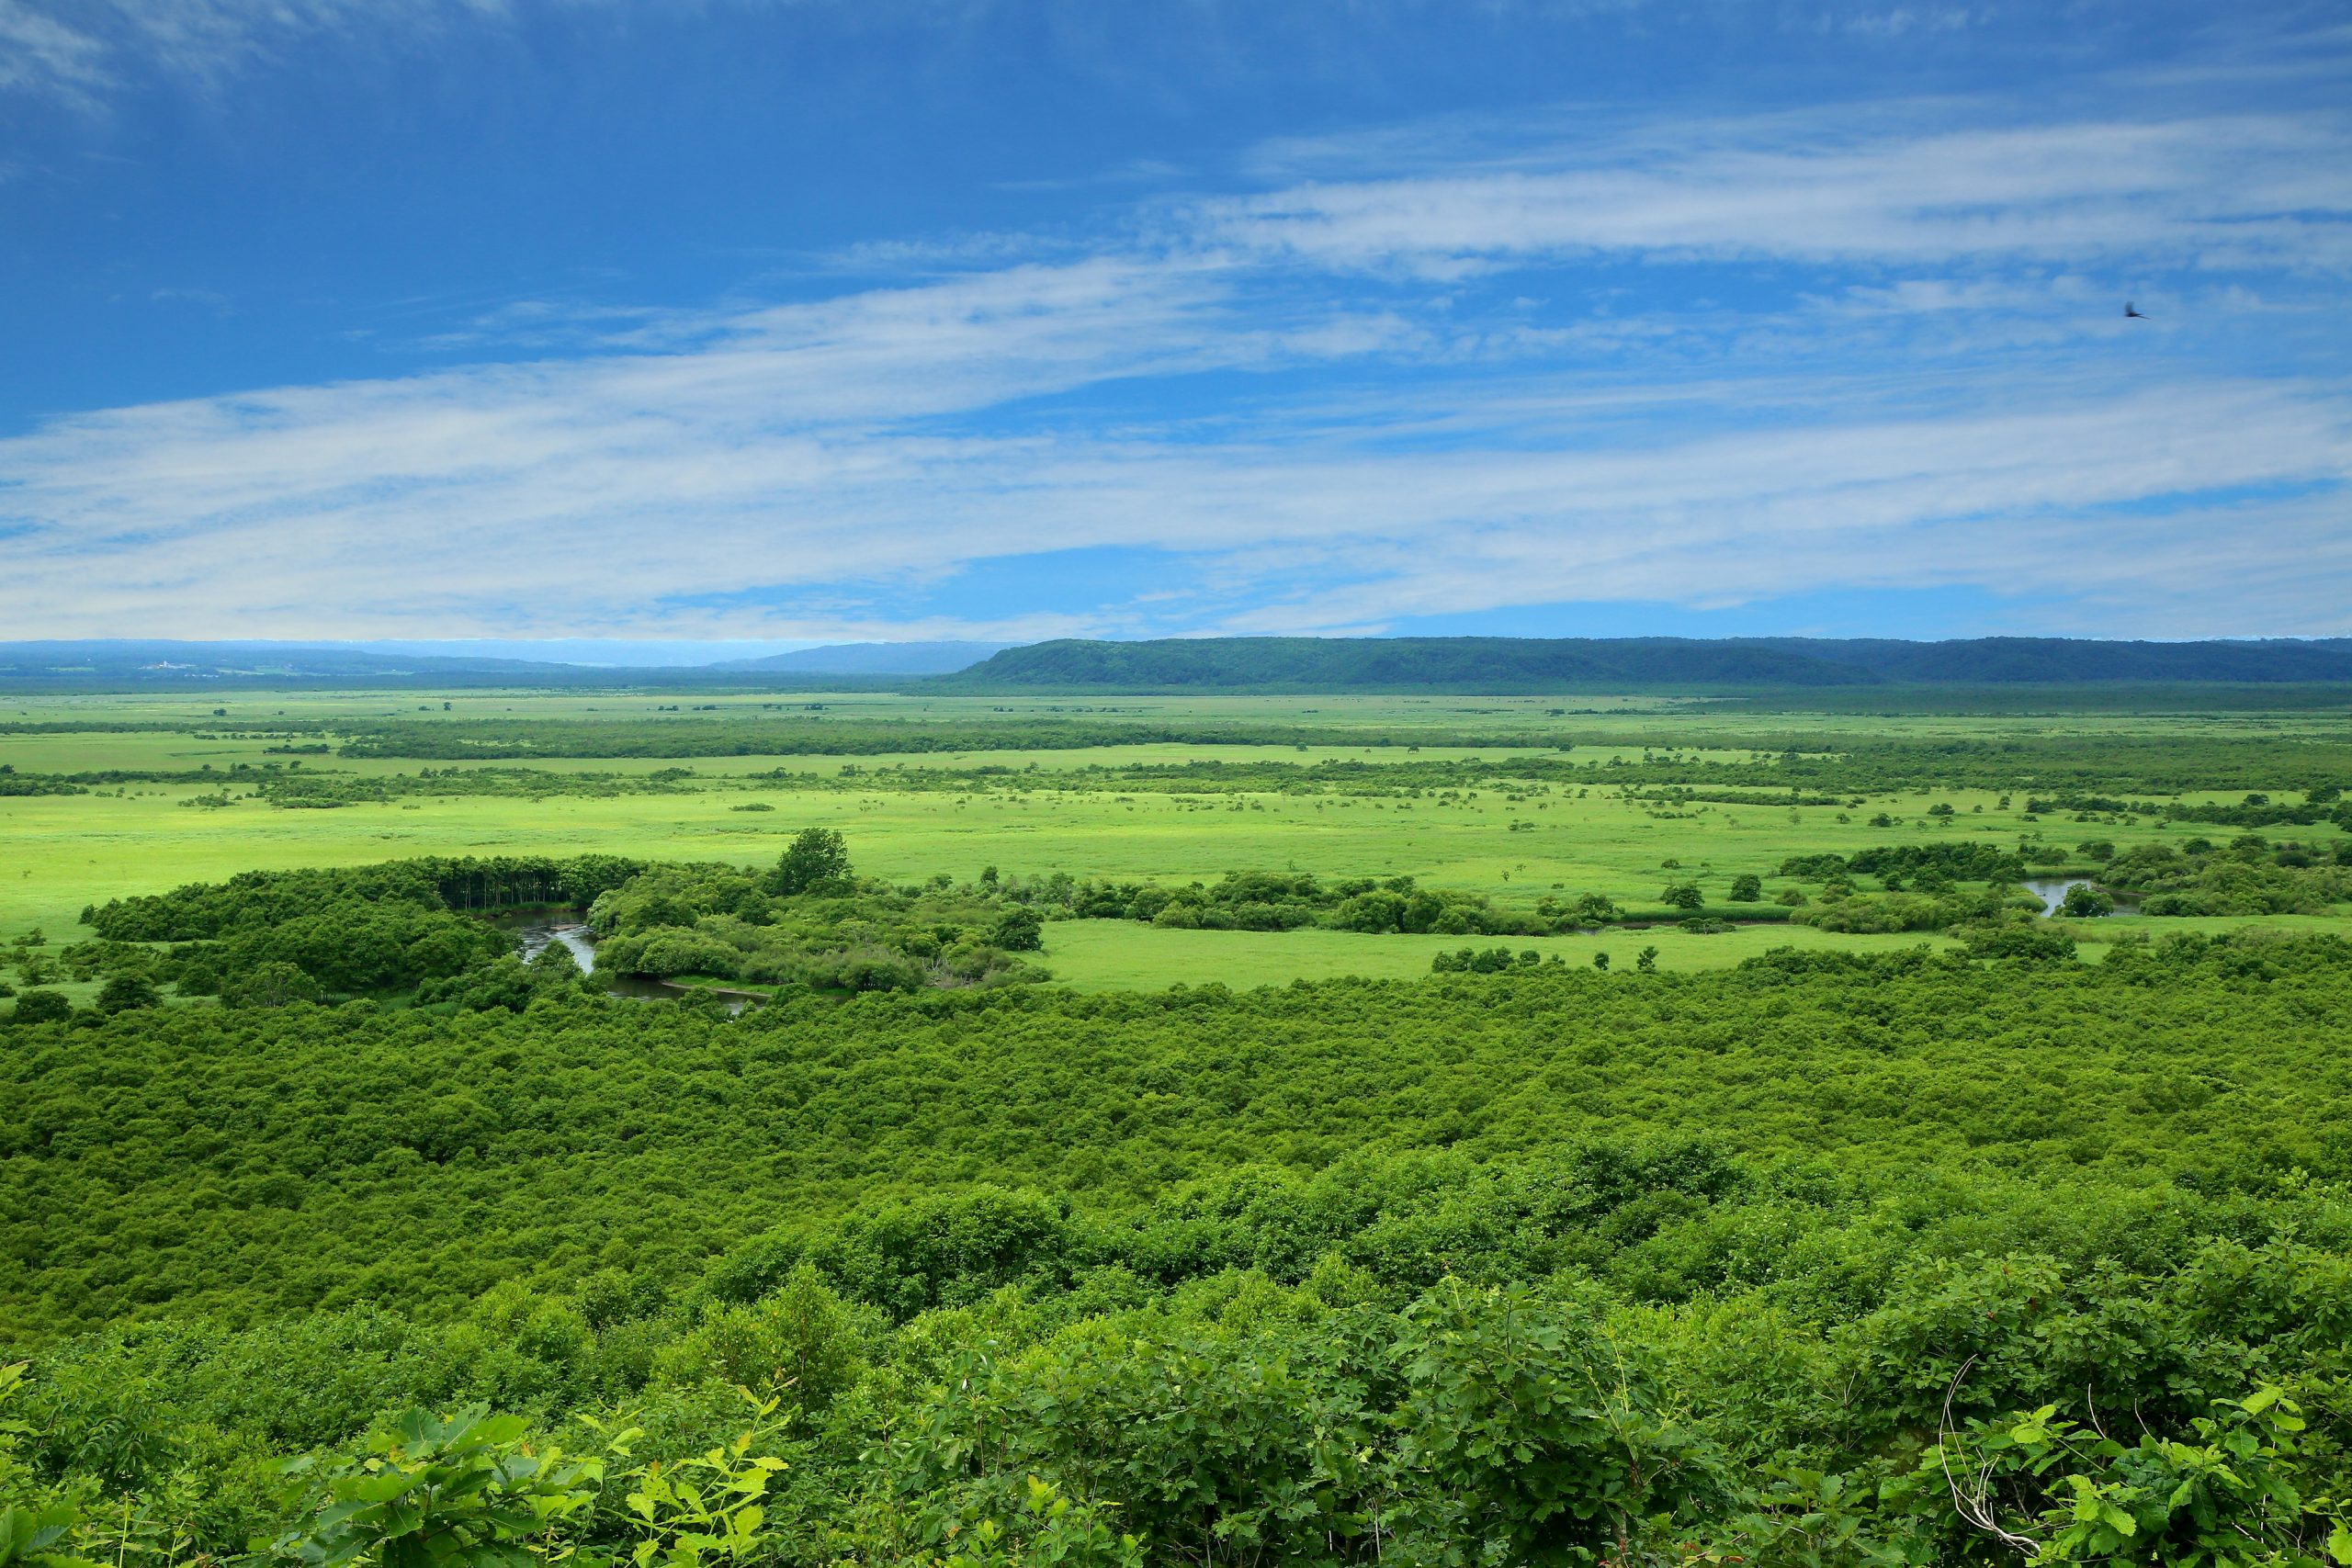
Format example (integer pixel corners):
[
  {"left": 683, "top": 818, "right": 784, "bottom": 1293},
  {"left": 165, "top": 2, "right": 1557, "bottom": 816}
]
[
  {"left": 1204, "top": 111, "right": 2352, "bottom": 276},
  {"left": 6, "top": 77, "right": 2350, "bottom": 641}
]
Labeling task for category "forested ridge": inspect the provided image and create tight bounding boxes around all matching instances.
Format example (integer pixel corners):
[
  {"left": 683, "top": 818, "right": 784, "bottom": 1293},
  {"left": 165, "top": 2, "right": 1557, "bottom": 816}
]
[
  {"left": 946, "top": 636, "right": 2352, "bottom": 691},
  {"left": 15, "top": 634, "right": 2352, "bottom": 697}
]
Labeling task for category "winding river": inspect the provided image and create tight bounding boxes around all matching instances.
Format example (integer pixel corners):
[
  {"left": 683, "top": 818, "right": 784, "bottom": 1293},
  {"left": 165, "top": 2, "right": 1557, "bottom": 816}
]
[{"left": 488, "top": 910, "right": 759, "bottom": 1012}]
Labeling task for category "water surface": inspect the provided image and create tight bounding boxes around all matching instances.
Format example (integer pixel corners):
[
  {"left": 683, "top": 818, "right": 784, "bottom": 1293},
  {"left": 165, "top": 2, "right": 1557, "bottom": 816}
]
[
  {"left": 2021, "top": 877, "right": 2140, "bottom": 917},
  {"left": 487, "top": 909, "right": 756, "bottom": 1012}
]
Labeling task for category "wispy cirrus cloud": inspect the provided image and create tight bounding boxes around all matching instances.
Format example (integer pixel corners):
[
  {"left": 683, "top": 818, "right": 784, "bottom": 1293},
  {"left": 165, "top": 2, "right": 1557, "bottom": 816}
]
[
  {"left": 5, "top": 263, "right": 2346, "bottom": 639},
  {"left": 0, "top": 5, "right": 109, "bottom": 106},
  {"left": 6, "top": 65, "right": 2351, "bottom": 641},
  {"left": 0, "top": 0, "right": 520, "bottom": 107},
  {"left": 1203, "top": 111, "right": 2352, "bottom": 277}
]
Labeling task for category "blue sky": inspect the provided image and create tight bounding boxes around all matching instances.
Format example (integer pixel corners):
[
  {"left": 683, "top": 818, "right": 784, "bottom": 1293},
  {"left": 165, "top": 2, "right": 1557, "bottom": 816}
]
[{"left": 2, "top": 0, "right": 2348, "bottom": 650}]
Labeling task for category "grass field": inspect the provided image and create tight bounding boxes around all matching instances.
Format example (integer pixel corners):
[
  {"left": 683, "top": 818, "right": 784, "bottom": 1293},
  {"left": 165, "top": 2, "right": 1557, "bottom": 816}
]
[
  {"left": 1037, "top": 918, "right": 1964, "bottom": 987},
  {"left": 6, "top": 689, "right": 2347, "bottom": 988}
]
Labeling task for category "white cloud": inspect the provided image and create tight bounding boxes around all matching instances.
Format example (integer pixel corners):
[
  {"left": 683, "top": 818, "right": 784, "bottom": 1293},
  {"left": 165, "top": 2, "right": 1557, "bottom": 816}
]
[
  {"left": 1204, "top": 112, "right": 2352, "bottom": 276},
  {"left": 0, "top": 0, "right": 521, "bottom": 106},
  {"left": 6, "top": 77, "right": 2349, "bottom": 641},
  {"left": 4, "top": 244, "right": 2346, "bottom": 638},
  {"left": 0, "top": 5, "right": 109, "bottom": 104}
]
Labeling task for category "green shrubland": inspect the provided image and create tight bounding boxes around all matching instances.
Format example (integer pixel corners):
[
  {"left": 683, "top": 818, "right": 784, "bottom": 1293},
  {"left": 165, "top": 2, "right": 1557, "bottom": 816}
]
[{"left": 6, "top": 921, "right": 2352, "bottom": 1561}]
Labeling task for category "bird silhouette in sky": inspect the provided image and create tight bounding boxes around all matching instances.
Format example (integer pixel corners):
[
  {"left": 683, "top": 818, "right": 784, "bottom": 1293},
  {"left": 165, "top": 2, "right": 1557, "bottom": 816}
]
[{"left": 2124, "top": 302, "right": 2148, "bottom": 319}]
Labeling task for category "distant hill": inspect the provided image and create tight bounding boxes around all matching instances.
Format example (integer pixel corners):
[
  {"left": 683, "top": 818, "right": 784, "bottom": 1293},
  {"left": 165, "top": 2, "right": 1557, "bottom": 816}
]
[
  {"left": 940, "top": 636, "right": 2352, "bottom": 692},
  {"left": 0, "top": 641, "right": 589, "bottom": 690},
  {"left": 0, "top": 640, "right": 921, "bottom": 692},
  {"left": 10, "top": 635, "right": 2351, "bottom": 694},
  {"left": 715, "top": 641, "right": 1008, "bottom": 675}
]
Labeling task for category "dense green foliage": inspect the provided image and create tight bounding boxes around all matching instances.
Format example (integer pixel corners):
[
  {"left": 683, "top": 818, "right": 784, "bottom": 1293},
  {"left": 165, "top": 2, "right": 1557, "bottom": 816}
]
[
  {"left": 14, "top": 931, "right": 2352, "bottom": 1339},
  {"left": 2104, "top": 834, "right": 2352, "bottom": 915},
  {"left": 7, "top": 930, "right": 2352, "bottom": 1560},
  {"left": 69, "top": 857, "right": 645, "bottom": 1003},
  {"left": 585, "top": 853, "right": 1046, "bottom": 993}
]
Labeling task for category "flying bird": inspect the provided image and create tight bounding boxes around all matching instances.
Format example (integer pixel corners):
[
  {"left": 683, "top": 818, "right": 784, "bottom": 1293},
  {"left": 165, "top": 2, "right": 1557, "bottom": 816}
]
[{"left": 2124, "top": 302, "right": 2147, "bottom": 319}]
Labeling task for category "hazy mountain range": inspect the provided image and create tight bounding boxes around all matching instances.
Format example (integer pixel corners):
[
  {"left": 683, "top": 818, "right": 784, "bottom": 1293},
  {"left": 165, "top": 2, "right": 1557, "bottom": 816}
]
[{"left": 6, "top": 636, "right": 2352, "bottom": 694}]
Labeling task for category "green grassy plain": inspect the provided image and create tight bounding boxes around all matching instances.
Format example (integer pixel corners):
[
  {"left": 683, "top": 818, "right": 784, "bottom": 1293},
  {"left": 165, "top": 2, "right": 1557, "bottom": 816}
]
[{"left": 6, "top": 689, "right": 2346, "bottom": 987}]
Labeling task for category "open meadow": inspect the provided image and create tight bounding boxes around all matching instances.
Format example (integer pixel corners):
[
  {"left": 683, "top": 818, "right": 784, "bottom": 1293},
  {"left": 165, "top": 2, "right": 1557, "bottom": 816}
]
[{"left": 7, "top": 688, "right": 2346, "bottom": 984}]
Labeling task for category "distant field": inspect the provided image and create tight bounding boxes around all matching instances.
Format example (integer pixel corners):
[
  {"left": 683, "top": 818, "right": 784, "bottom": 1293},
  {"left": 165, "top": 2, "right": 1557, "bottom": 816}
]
[
  {"left": 1038, "top": 918, "right": 1966, "bottom": 987},
  {"left": 5, "top": 688, "right": 2346, "bottom": 987}
]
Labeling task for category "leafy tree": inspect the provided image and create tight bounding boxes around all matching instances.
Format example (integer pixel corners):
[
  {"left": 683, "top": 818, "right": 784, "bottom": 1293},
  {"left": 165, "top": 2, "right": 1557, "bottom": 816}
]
[
  {"left": 0, "top": 1499, "right": 90, "bottom": 1568},
  {"left": 991, "top": 908, "right": 1045, "bottom": 953},
  {"left": 224, "top": 961, "right": 322, "bottom": 1008},
  {"left": 2060, "top": 884, "right": 2115, "bottom": 919},
  {"left": 769, "top": 829, "right": 853, "bottom": 897},
  {"left": 95, "top": 976, "right": 159, "bottom": 1014},
  {"left": 527, "top": 942, "right": 583, "bottom": 983},
  {"left": 1728, "top": 874, "right": 1763, "bottom": 902},
  {"left": 6, "top": 990, "right": 70, "bottom": 1025},
  {"left": 1662, "top": 881, "right": 1704, "bottom": 910},
  {"left": 1571, "top": 892, "right": 1619, "bottom": 924}
]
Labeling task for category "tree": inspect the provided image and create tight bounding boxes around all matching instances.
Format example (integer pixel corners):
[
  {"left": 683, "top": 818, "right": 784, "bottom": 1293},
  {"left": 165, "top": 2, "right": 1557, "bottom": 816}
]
[
  {"left": 992, "top": 908, "right": 1044, "bottom": 952},
  {"left": 771, "top": 829, "right": 853, "bottom": 897},
  {"left": 225, "top": 961, "right": 321, "bottom": 1009},
  {"left": 1571, "top": 892, "right": 1619, "bottom": 924},
  {"left": 1728, "top": 874, "right": 1763, "bottom": 903},
  {"left": 7, "top": 989, "right": 70, "bottom": 1025},
  {"left": 1662, "top": 881, "right": 1704, "bottom": 911},
  {"left": 96, "top": 975, "right": 159, "bottom": 1013},
  {"left": 2060, "top": 884, "right": 2114, "bottom": 919},
  {"left": 527, "top": 941, "right": 583, "bottom": 981},
  {"left": 1636, "top": 946, "right": 1659, "bottom": 972}
]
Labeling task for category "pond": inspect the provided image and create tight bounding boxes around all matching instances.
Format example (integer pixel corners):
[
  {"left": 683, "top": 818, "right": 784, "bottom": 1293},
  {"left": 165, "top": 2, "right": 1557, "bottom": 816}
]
[
  {"left": 2021, "top": 877, "right": 2141, "bottom": 918},
  {"left": 485, "top": 909, "right": 759, "bottom": 1013}
]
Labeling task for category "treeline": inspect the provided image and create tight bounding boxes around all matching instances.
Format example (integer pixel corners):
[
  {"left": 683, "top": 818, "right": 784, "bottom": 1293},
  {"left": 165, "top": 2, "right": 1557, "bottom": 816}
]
[
  {"left": 85, "top": 854, "right": 646, "bottom": 937},
  {"left": 331, "top": 716, "right": 1517, "bottom": 761},
  {"left": 253, "top": 765, "right": 713, "bottom": 807},
  {"left": 2105, "top": 833, "right": 2352, "bottom": 915},
  {"left": 46, "top": 841, "right": 1053, "bottom": 1009},
  {"left": 1056, "top": 871, "right": 1566, "bottom": 936},
  {"left": 2029, "top": 786, "right": 2352, "bottom": 830},
  {"left": 1049, "top": 870, "right": 1792, "bottom": 935},
  {"left": 58, "top": 855, "right": 645, "bottom": 1005},
  {"left": 316, "top": 720, "right": 2352, "bottom": 800}
]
